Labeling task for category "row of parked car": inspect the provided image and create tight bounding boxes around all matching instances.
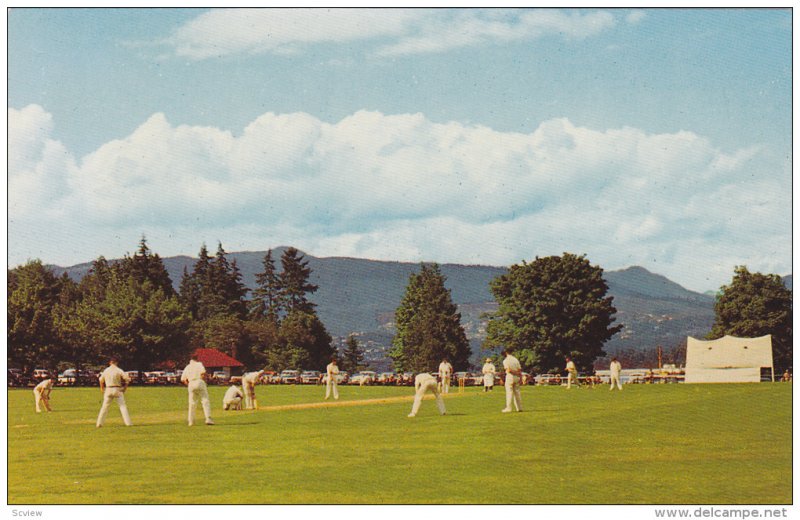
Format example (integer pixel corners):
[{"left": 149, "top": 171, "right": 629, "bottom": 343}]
[{"left": 9, "top": 367, "right": 546, "bottom": 388}]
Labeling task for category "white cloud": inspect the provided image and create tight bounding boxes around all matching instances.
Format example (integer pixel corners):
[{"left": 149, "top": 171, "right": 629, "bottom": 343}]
[
  {"left": 8, "top": 105, "right": 791, "bottom": 292},
  {"left": 626, "top": 10, "right": 646, "bottom": 24},
  {"left": 161, "top": 8, "right": 618, "bottom": 60},
  {"left": 169, "top": 8, "right": 423, "bottom": 59}
]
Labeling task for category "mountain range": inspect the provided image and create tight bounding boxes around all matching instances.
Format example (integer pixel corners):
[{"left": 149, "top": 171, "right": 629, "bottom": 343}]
[{"left": 52, "top": 248, "right": 792, "bottom": 367}]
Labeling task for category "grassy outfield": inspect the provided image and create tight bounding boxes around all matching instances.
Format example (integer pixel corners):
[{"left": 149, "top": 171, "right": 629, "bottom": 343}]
[{"left": 8, "top": 382, "right": 791, "bottom": 504}]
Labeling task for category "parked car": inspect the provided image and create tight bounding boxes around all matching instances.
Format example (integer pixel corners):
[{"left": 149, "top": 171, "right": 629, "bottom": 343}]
[
  {"left": 377, "top": 372, "right": 396, "bottom": 385},
  {"left": 229, "top": 376, "right": 242, "bottom": 385},
  {"left": 336, "top": 371, "right": 349, "bottom": 384},
  {"left": 301, "top": 370, "right": 322, "bottom": 384},
  {"left": 59, "top": 368, "right": 97, "bottom": 385},
  {"left": 8, "top": 369, "right": 32, "bottom": 387},
  {"left": 32, "top": 368, "right": 51, "bottom": 381},
  {"left": 212, "top": 371, "right": 230, "bottom": 384},
  {"left": 535, "top": 374, "right": 562, "bottom": 386},
  {"left": 126, "top": 371, "right": 144, "bottom": 384},
  {"left": 280, "top": 370, "right": 301, "bottom": 384},
  {"left": 349, "top": 371, "right": 377, "bottom": 385},
  {"left": 400, "top": 372, "right": 415, "bottom": 385},
  {"left": 164, "top": 372, "right": 179, "bottom": 384},
  {"left": 145, "top": 371, "right": 167, "bottom": 384}
]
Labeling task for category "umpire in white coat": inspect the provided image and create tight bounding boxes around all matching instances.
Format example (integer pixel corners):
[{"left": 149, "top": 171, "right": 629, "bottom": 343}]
[
  {"left": 181, "top": 354, "right": 214, "bottom": 426},
  {"left": 408, "top": 373, "right": 446, "bottom": 418}
]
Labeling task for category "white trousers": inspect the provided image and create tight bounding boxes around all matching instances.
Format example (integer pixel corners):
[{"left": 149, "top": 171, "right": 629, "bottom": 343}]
[
  {"left": 325, "top": 378, "right": 339, "bottom": 399},
  {"left": 188, "top": 380, "right": 212, "bottom": 425},
  {"left": 243, "top": 383, "right": 256, "bottom": 409},
  {"left": 410, "top": 381, "right": 446, "bottom": 416},
  {"left": 223, "top": 396, "right": 242, "bottom": 410},
  {"left": 441, "top": 377, "right": 450, "bottom": 394},
  {"left": 33, "top": 389, "right": 51, "bottom": 412},
  {"left": 610, "top": 374, "right": 623, "bottom": 391},
  {"left": 504, "top": 379, "right": 522, "bottom": 411},
  {"left": 96, "top": 388, "right": 132, "bottom": 427},
  {"left": 567, "top": 372, "right": 579, "bottom": 389}
]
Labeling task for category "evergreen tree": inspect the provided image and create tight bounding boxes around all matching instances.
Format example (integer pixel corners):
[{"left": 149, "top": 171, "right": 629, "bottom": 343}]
[
  {"left": 122, "top": 236, "right": 175, "bottom": 296},
  {"left": 485, "top": 253, "right": 621, "bottom": 374},
  {"left": 65, "top": 269, "right": 191, "bottom": 372},
  {"left": 279, "top": 247, "right": 318, "bottom": 314},
  {"left": 280, "top": 310, "right": 334, "bottom": 370},
  {"left": 8, "top": 260, "right": 69, "bottom": 371},
  {"left": 389, "top": 263, "right": 471, "bottom": 373},
  {"left": 342, "top": 334, "right": 365, "bottom": 372},
  {"left": 250, "top": 249, "right": 282, "bottom": 323},
  {"left": 708, "top": 266, "right": 792, "bottom": 372}
]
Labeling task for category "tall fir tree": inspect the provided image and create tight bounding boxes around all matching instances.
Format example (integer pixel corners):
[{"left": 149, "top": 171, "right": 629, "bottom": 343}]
[
  {"left": 342, "top": 334, "right": 365, "bottom": 372},
  {"left": 250, "top": 249, "right": 282, "bottom": 323},
  {"left": 279, "top": 247, "right": 318, "bottom": 314},
  {"left": 389, "top": 263, "right": 471, "bottom": 373}
]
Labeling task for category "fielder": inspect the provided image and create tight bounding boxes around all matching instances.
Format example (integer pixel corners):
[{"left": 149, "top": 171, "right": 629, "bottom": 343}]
[
  {"left": 438, "top": 358, "right": 453, "bottom": 394},
  {"left": 325, "top": 358, "right": 340, "bottom": 400},
  {"left": 242, "top": 370, "right": 264, "bottom": 409},
  {"left": 96, "top": 357, "right": 133, "bottom": 428},
  {"left": 181, "top": 354, "right": 214, "bottom": 426},
  {"left": 33, "top": 375, "right": 55, "bottom": 413},
  {"left": 502, "top": 349, "right": 523, "bottom": 413},
  {"left": 223, "top": 385, "right": 243, "bottom": 410},
  {"left": 565, "top": 357, "right": 580, "bottom": 389},
  {"left": 408, "top": 372, "right": 446, "bottom": 418},
  {"left": 609, "top": 357, "right": 623, "bottom": 391},
  {"left": 482, "top": 358, "right": 496, "bottom": 392}
]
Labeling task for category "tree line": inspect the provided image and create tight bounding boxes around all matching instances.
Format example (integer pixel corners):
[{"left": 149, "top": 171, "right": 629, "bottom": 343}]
[
  {"left": 8, "top": 239, "right": 350, "bottom": 374},
  {"left": 8, "top": 240, "right": 792, "bottom": 376}
]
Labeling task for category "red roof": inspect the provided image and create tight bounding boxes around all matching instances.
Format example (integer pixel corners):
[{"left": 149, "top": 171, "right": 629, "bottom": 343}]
[{"left": 193, "top": 348, "right": 244, "bottom": 368}]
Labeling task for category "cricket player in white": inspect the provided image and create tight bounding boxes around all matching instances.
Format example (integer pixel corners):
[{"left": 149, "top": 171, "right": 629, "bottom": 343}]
[
  {"left": 482, "top": 358, "right": 496, "bottom": 392},
  {"left": 96, "top": 357, "right": 132, "bottom": 427},
  {"left": 181, "top": 355, "right": 214, "bottom": 426},
  {"left": 565, "top": 357, "right": 579, "bottom": 389},
  {"left": 408, "top": 373, "right": 446, "bottom": 418},
  {"left": 33, "top": 376, "right": 55, "bottom": 412},
  {"left": 502, "top": 350, "right": 523, "bottom": 413},
  {"left": 242, "top": 370, "right": 264, "bottom": 409},
  {"left": 223, "top": 385, "right": 243, "bottom": 410},
  {"left": 438, "top": 359, "right": 453, "bottom": 394},
  {"left": 609, "top": 357, "right": 623, "bottom": 391},
  {"left": 325, "top": 358, "right": 340, "bottom": 400}
]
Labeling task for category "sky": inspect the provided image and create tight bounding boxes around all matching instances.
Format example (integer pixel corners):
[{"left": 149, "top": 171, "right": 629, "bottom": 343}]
[{"left": 7, "top": 8, "right": 792, "bottom": 293}]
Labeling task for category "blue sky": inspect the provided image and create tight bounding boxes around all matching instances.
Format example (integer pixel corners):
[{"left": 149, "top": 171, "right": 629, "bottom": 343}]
[{"left": 7, "top": 8, "right": 792, "bottom": 292}]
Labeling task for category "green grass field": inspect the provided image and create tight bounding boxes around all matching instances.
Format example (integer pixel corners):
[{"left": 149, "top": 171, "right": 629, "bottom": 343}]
[{"left": 8, "top": 382, "right": 791, "bottom": 504}]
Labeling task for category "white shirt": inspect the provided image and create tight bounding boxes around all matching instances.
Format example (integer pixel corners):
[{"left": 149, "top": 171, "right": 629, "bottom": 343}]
[
  {"left": 482, "top": 363, "right": 496, "bottom": 375},
  {"left": 99, "top": 364, "right": 130, "bottom": 388},
  {"left": 415, "top": 373, "right": 437, "bottom": 390},
  {"left": 243, "top": 370, "right": 264, "bottom": 386},
  {"left": 566, "top": 361, "right": 577, "bottom": 373},
  {"left": 35, "top": 378, "right": 54, "bottom": 393},
  {"left": 327, "top": 363, "right": 339, "bottom": 377},
  {"left": 438, "top": 362, "right": 452, "bottom": 377},
  {"left": 181, "top": 360, "right": 206, "bottom": 383},
  {"left": 503, "top": 355, "right": 522, "bottom": 383},
  {"left": 223, "top": 385, "right": 243, "bottom": 402},
  {"left": 610, "top": 361, "right": 622, "bottom": 376}
]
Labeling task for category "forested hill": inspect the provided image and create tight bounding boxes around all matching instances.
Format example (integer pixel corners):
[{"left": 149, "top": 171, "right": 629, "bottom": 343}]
[{"left": 53, "top": 249, "right": 787, "bottom": 356}]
